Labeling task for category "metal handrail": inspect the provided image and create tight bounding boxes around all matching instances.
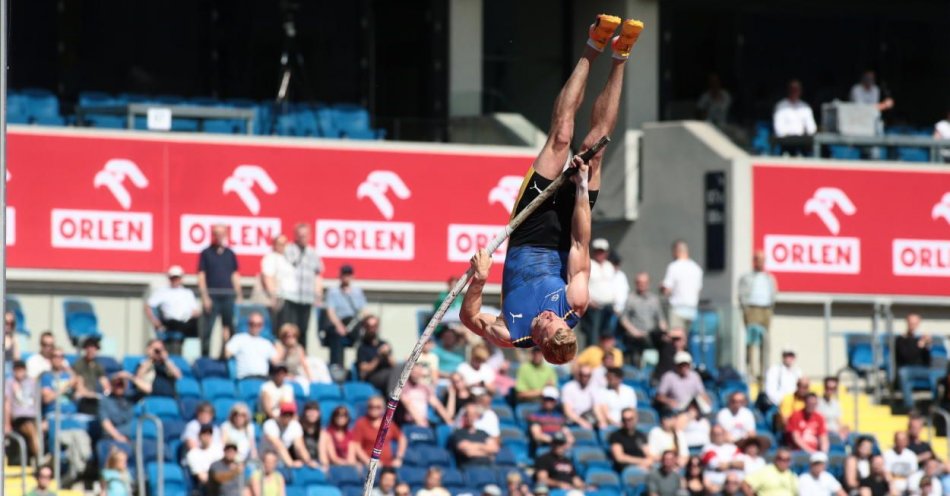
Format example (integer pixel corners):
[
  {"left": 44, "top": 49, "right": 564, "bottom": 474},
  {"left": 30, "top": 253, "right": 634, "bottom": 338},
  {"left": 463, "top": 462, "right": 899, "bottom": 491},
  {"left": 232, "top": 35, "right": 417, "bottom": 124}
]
[
  {"left": 52, "top": 373, "right": 62, "bottom": 489},
  {"left": 135, "top": 414, "right": 164, "bottom": 496},
  {"left": 929, "top": 406, "right": 950, "bottom": 461},
  {"left": 34, "top": 380, "right": 44, "bottom": 469},
  {"left": 5, "top": 431, "right": 29, "bottom": 495},
  {"left": 837, "top": 366, "right": 862, "bottom": 433}
]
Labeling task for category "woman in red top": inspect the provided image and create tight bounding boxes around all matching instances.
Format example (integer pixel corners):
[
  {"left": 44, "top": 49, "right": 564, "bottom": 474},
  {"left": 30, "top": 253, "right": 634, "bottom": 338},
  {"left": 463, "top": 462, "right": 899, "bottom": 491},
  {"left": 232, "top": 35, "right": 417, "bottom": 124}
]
[{"left": 320, "top": 406, "right": 360, "bottom": 467}]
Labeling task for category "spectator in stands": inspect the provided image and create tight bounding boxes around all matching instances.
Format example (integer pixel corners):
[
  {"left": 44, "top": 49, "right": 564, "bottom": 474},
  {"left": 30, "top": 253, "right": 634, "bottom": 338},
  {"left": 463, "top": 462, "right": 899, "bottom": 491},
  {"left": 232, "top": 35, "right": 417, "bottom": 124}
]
[
  {"left": 534, "top": 431, "right": 584, "bottom": 491},
  {"left": 528, "top": 386, "right": 573, "bottom": 450},
  {"left": 743, "top": 447, "right": 798, "bottom": 496},
  {"left": 609, "top": 251, "right": 630, "bottom": 325},
  {"left": 4, "top": 311, "right": 19, "bottom": 363},
  {"left": 850, "top": 70, "right": 895, "bottom": 112},
  {"left": 208, "top": 442, "right": 245, "bottom": 496},
  {"left": 786, "top": 393, "right": 829, "bottom": 454},
  {"left": 298, "top": 401, "right": 325, "bottom": 465},
  {"left": 590, "top": 346, "right": 619, "bottom": 389},
  {"left": 701, "top": 425, "right": 741, "bottom": 490},
  {"left": 145, "top": 264, "right": 200, "bottom": 354},
  {"left": 653, "top": 327, "right": 688, "bottom": 380},
  {"left": 259, "top": 233, "right": 293, "bottom": 322},
  {"left": 457, "top": 344, "right": 497, "bottom": 394},
  {"left": 323, "top": 264, "right": 367, "bottom": 367},
  {"left": 739, "top": 250, "right": 778, "bottom": 381},
  {"left": 772, "top": 79, "right": 817, "bottom": 156},
  {"left": 273, "top": 323, "right": 329, "bottom": 393},
  {"left": 493, "top": 360, "right": 516, "bottom": 397},
  {"left": 441, "top": 372, "right": 474, "bottom": 420},
  {"left": 683, "top": 401, "right": 712, "bottom": 451},
  {"left": 655, "top": 351, "right": 710, "bottom": 414},
  {"left": 505, "top": 472, "right": 530, "bottom": 496},
  {"left": 697, "top": 73, "right": 732, "bottom": 128},
  {"left": 39, "top": 347, "right": 77, "bottom": 413},
  {"left": 721, "top": 473, "right": 743, "bottom": 496},
  {"left": 133, "top": 338, "right": 181, "bottom": 397},
  {"left": 73, "top": 336, "right": 109, "bottom": 414},
  {"left": 798, "top": 452, "right": 845, "bottom": 496},
  {"left": 515, "top": 347, "right": 557, "bottom": 403},
  {"left": 907, "top": 414, "right": 935, "bottom": 464},
  {"left": 449, "top": 403, "right": 499, "bottom": 470},
  {"left": 221, "top": 402, "right": 257, "bottom": 462},
  {"left": 357, "top": 315, "right": 396, "bottom": 393},
  {"left": 884, "top": 431, "right": 918, "bottom": 493},
  {"left": 661, "top": 240, "right": 703, "bottom": 332},
  {"left": 263, "top": 402, "right": 319, "bottom": 468},
  {"left": 619, "top": 272, "right": 666, "bottom": 367},
  {"left": 198, "top": 224, "right": 242, "bottom": 358},
  {"left": 400, "top": 363, "right": 452, "bottom": 427},
  {"left": 717, "top": 391, "right": 756, "bottom": 443},
  {"left": 26, "top": 331, "right": 55, "bottom": 379},
  {"left": 417, "top": 338, "right": 440, "bottom": 386},
  {"left": 817, "top": 376, "right": 849, "bottom": 443},
  {"left": 183, "top": 402, "right": 222, "bottom": 451},
  {"left": 582, "top": 238, "right": 616, "bottom": 345},
  {"left": 594, "top": 367, "right": 637, "bottom": 427},
  {"left": 860, "top": 455, "right": 891, "bottom": 496},
  {"left": 737, "top": 436, "right": 768, "bottom": 478},
  {"left": 5, "top": 360, "right": 39, "bottom": 464},
  {"left": 225, "top": 311, "right": 276, "bottom": 379},
  {"left": 685, "top": 455, "right": 711, "bottom": 495},
  {"left": 845, "top": 436, "right": 875, "bottom": 494},
  {"left": 188, "top": 424, "right": 224, "bottom": 488},
  {"left": 648, "top": 410, "right": 689, "bottom": 468},
  {"left": 372, "top": 469, "right": 398, "bottom": 496},
  {"left": 765, "top": 349, "right": 802, "bottom": 408},
  {"left": 575, "top": 332, "right": 623, "bottom": 371},
  {"left": 260, "top": 363, "right": 294, "bottom": 420},
  {"left": 456, "top": 386, "right": 500, "bottom": 438},
  {"left": 355, "top": 396, "right": 407, "bottom": 468},
  {"left": 322, "top": 405, "right": 359, "bottom": 467},
  {"left": 896, "top": 313, "right": 932, "bottom": 410},
  {"left": 933, "top": 109, "right": 950, "bottom": 144},
  {"left": 417, "top": 467, "right": 451, "bottom": 496},
  {"left": 28, "top": 465, "right": 55, "bottom": 496},
  {"left": 250, "top": 451, "right": 287, "bottom": 496},
  {"left": 609, "top": 407, "right": 653, "bottom": 473},
  {"left": 101, "top": 448, "right": 133, "bottom": 496},
  {"left": 561, "top": 364, "right": 600, "bottom": 429},
  {"left": 433, "top": 276, "right": 463, "bottom": 312},
  {"left": 434, "top": 327, "right": 466, "bottom": 378},
  {"left": 647, "top": 450, "right": 684, "bottom": 496},
  {"left": 908, "top": 458, "right": 940, "bottom": 496},
  {"left": 779, "top": 377, "right": 811, "bottom": 422},
  {"left": 282, "top": 223, "right": 324, "bottom": 349},
  {"left": 99, "top": 375, "right": 135, "bottom": 442}
]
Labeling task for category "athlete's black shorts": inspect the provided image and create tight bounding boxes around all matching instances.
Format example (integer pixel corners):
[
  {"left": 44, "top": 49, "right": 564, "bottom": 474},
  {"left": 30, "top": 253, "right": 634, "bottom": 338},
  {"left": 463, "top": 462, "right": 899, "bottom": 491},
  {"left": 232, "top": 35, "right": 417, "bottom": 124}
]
[{"left": 507, "top": 168, "right": 598, "bottom": 252}]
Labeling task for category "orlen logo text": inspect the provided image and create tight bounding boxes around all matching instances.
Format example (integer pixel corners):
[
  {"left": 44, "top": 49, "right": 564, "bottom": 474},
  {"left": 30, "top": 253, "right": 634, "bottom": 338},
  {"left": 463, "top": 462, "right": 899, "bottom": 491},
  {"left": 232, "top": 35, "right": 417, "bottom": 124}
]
[
  {"left": 445, "top": 175, "right": 520, "bottom": 262},
  {"left": 180, "top": 165, "right": 281, "bottom": 255},
  {"left": 317, "top": 171, "right": 414, "bottom": 260},
  {"left": 51, "top": 159, "right": 153, "bottom": 251},
  {"left": 764, "top": 187, "right": 860, "bottom": 274},
  {"left": 892, "top": 193, "right": 950, "bottom": 277}
]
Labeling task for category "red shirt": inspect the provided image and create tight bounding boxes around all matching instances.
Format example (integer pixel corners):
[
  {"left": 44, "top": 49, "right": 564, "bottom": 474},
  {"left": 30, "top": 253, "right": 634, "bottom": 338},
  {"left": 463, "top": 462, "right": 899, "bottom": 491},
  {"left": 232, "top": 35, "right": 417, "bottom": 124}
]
[
  {"left": 353, "top": 416, "right": 402, "bottom": 467},
  {"left": 785, "top": 410, "right": 826, "bottom": 451}
]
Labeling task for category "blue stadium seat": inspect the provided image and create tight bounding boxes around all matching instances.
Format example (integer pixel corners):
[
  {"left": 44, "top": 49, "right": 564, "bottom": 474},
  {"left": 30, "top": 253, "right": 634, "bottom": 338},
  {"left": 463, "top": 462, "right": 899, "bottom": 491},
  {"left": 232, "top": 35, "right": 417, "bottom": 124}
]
[
  {"left": 420, "top": 446, "right": 453, "bottom": 468},
  {"left": 86, "top": 115, "right": 125, "bottom": 129},
  {"left": 493, "top": 405, "right": 515, "bottom": 426},
  {"left": 573, "top": 446, "right": 611, "bottom": 476},
  {"left": 319, "top": 401, "right": 355, "bottom": 427},
  {"left": 636, "top": 407, "right": 658, "bottom": 430},
  {"left": 97, "top": 356, "right": 122, "bottom": 376},
  {"left": 176, "top": 377, "right": 202, "bottom": 398},
  {"left": 62, "top": 298, "right": 102, "bottom": 345},
  {"left": 464, "top": 467, "right": 496, "bottom": 488},
  {"left": 403, "top": 449, "right": 426, "bottom": 468},
  {"left": 311, "top": 383, "right": 343, "bottom": 402},
  {"left": 398, "top": 466, "right": 427, "bottom": 486},
  {"left": 441, "top": 468, "right": 465, "bottom": 489},
  {"left": 147, "top": 460, "right": 186, "bottom": 485},
  {"left": 203, "top": 119, "right": 244, "bottom": 134},
  {"left": 570, "top": 426, "right": 599, "bottom": 447},
  {"left": 78, "top": 91, "right": 115, "bottom": 106},
  {"left": 122, "top": 355, "right": 143, "bottom": 375},
  {"left": 163, "top": 419, "right": 185, "bottom": 442},
  {"left": 291, "top": 381, "right": 307, "bottom": 402},
  {"left": 332, "top": 104, "right": 383, "bottom": 139},
  {"left": 897, "top": 147, "right": 930, "bottom": 162},
  {"left": 316, "top": 108, "right": 340, "bottom": 137},
  {"left": 790, "top": 450, "right": 811, "bottom": 475},
  {"left": 829, "top": 145, "right": 861, "bottom": 160},
  {"left": 403, "top": 425, "right": 436, "bottom": 446},
  {"left": 621, "top": 466, "right": 649, "bottom": 496},
  {"left": 188, "top": 96, "right": 221, "bottom": 107},
  {"left": 307, "top": 486, "right": 342, "bottom": 496},
  {"left": 292, "top": 466, "right": 327, "bottom": 486},
  {"left": 171, "top": 118, "right": 200, "bottom": 132},
  {"left": 435, "top": 424, "right": 453, "bottom": 449},
  {"left": 202, "top": 377, "right": 237, "bottom": 400},
  {"left": 328, "top": 465, "right": 362, "bottom": 486},
  {"left": 170, "top": 355, "right": 193, "bottom": 377},
  {"left": 585, "top": 467, "right": 622, "bottom": 492},
  {"left": 21, "top": 88, "right": 60, "bottom": 119},
  {"left": 515, "top": 403, "right": 541, "bottom": 426},
  {"left": 138, "top": 396, "right": 181, "bottom": 420},
  {"left": 213, "top": 398, "right": 238, "bottom": 423},
  {"left": 6, "top": 296, "right": 30, "bottom": 336},
  {"left": 238, "top": 378, "right": 267, "bottom": 406},
  {"left": 194, "top": 358, "right": 230, "bottom": 379},
  {"left": 343, "top": 382, "right": 376, "bottom": 403}
]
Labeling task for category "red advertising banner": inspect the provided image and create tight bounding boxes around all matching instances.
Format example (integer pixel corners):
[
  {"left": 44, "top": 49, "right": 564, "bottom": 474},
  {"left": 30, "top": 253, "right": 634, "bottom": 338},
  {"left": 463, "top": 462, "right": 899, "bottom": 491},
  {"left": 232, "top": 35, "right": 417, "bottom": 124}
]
[
  {"left": 753, "top": 163, "right": 950, "bottom": 296},
  {"left": 7, "top": 129, "right": 537, "bottom": 283}
]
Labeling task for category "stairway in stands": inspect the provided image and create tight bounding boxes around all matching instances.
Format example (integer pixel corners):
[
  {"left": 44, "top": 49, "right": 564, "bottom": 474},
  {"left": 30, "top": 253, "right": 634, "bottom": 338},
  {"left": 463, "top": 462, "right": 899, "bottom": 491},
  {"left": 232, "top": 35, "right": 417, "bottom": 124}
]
[{"left": 839, "top": 387, "right": 948, "bottom": 459}]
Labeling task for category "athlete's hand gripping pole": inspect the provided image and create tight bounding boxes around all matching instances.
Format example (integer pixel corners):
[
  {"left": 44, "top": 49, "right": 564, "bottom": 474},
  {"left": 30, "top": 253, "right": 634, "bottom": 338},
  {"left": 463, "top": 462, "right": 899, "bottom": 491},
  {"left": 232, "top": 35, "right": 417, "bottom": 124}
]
[{"left": 360, "top": 136, "right": 609, "bottom": 495}]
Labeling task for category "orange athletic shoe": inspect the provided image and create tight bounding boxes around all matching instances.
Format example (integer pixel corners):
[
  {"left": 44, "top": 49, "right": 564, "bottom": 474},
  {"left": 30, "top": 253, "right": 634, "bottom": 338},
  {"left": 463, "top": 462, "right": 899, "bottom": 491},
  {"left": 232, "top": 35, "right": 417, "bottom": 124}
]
[
  {"left": 611, "top": 19, "right": 644, "bottom": 60},
  {"left": 587, "top": 14, "right": 622, "bottom": 52}
]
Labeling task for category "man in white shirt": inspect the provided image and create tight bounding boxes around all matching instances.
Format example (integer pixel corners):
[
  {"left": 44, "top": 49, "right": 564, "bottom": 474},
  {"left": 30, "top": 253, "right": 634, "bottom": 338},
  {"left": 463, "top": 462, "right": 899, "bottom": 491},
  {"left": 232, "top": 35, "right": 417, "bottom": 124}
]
[
  {"left": 593, "top": 367, "right": 637, "bottom": 427},
  {"left": 259, "top": 364, "right": 295, "bottom": 420},
  {"left": 260, "top": 235, "right": 296, "bottom": 322},
  {"left": 186, "top": 425, "right": 224, "bottom": 486},
  {"left": 583, "top": 238, "right": 617, "bottom": 344},
  {"left": 662, "top": 240, "right": 703, "bottom": 332},
  {"left": 609, "top": 252, "right": 630, "bottom": 316},
  {"left": 773, "top": 79, "right": 817, "bottom": 156},
  {"left": 453, "top": 387, "right": 500, "bottom": 438},
  {"left": 716, "top": 391, "right": 756, "bottom": 443},
  {"left": 798, "top": 452, "right": 846, "bottom": 496},
  {"left": 738, "top": 251, "right": 779, "bottom": 382},
  {"left": 764, "top": 349, "right": 802, "bottom": 407},
  {"left": 934, "top": 110, "right": 950, "bottom": 162},
  {"left": 884, "top": 431, "right": 919, "bottom": 494},
  {"left": 850, "top": 70, "right": 894, "bottom": 112},
  {"left": 26, "top": 331, "right": 55, "bottom": 379},
  {"left": 145, "top": 265, "right": 201, "bottom": 355},
  {"left": 456, "top": 344, "right": 497, "bottom": 395},
  {"left": 262, "top": 402, "right": 319, "bottom": 468},
  {"left": 561, "top": 365, "right": 602, "bottom": 429},
  {"left": 224, "top": 312, "right": 276, "bottom": 379},
  {"left": 647, "top": 411, "right": 689, "bottom": 467},
  {"left": 908, "top": 458, "right": 943, "bottom": 496}
]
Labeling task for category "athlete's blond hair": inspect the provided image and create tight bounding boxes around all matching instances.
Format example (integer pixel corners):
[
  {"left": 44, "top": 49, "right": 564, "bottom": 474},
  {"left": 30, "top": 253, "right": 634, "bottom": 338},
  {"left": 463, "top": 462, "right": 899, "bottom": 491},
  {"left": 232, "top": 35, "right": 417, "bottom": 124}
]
[{"left": 541, "top": 328, "right": 577, "bottom": 364}]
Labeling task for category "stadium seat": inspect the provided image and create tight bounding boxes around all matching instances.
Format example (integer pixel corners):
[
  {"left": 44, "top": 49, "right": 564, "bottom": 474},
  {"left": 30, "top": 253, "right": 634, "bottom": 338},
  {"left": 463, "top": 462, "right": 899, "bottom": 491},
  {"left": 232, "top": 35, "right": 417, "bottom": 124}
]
[
  {"left": 622, "top": 466, "right": 649, "bottom": 496},
  {"left": 585, "top": 467, "right": 622, "bottom": 492},
  {"left": 845, "top": 333, "right": 876, "bottom": 374},
  {"left": 97, "top": 355, "right": 122, "bottom": 376},
  {"left": 6, "top": 295, "right": 30, "bottom": 336},
  {"left": 179, "top": 396, "right": 200, "bottom": 421},
  {"left": 292, "top": 466, "right": 327, "bottom": 486},
  {"left": 343, "top": 382, "right": 376, "bottom": 403},
  {"left": 315, "top": 108, "right": 340, "bottom": 137},
  {"left": 213, "top": 398, "right": 238, "bottom": 423},
  {"left": 96, "top": 439, "right": 133, "bottom": 468},
  {"left": 829, "top": 145, "right": 861, "bottom": 160},
  {"left": 193, "top": 357, "right": 230, "bottom": 379},
  {"left": 202, "top": 377, "right": 237, "bottom": 400},
  {"left": 62, "top": 298, "right": 102, "bottom": 345},
  {"left": 636, "top": 407, "right": 658, "bottom": 430},
  {"left": 790, "top": 450, "right": 811, "bottom": 474},
  {"left": 171, "top": 118, "right": 200, "bottom": 132},
  {"left": 307, "top": 487, "right": 343, "bottom": 496},
  {"left": 398, "top": 467, "right": 427, "bottom": 487},
  {"left": 897, "top": 147, "right": 930, "bottom": 162},
  {"left": 291, "top": 381, "right": 307, "bottom": 402},
  {"left": 493, "top": 404, "right": 515, "bottom": 426},
  {"left": 238, "top": 377, "right": 267, "bottom": 406},
  {"left": 463, "top": 467, "right": 496, "bottom": 488},
  {"left": 21, "top": 88, "right": 60, "bottom": 119},
  {"left": 515, "top": 403, "right": 541, "bottom": 426},
  {"left": 122, "top": 355, "right": 143, "bottom": 375},
  {"left": 170, "top": 355, "right": 193, "bottom": 377},
  {"left": 146, "top": 460, "right": 186, "bottom": 483},
  {"left": 328, "top": 465, "right": 362, "bottom": 486},
  {"left": 403, "top": 425, "right": 436, "bottom": 445},
  {"left": 403, "top": 448, "right": 426, "bottom": 467},
  {"left": 441, "top": 468, "right": 465, "bottom": 489},
  {"left": 319, "top": 401, "right": 355, "bottom": 427},
  {"left": 176, "top": 377, "right": 202, "bottom": 398},
  {"left": 311, "top": 383, "right": 343, "bottom": 402},
  {"left": 163, "top": 419, "right": 185, "bottom": 442},
  {"left": 332, "top": 104, "right": 384, "bottom": 139},
  {"left": 420, "top": 446, "right": 453, "bottom": 468},
  {"left": 573, "top": 446, "right": 611, "bottom": 476},
  {"left": 435, "top": 424, "right": 453, "bottom": 448},
  {"left": 86, "top": 115, "right": 126, "bottom": 129},
  {"left": 570, "top": 426, "right": 599, "bottom": 447},
  {"left": 203, "top": 119, "right": 244, "bottom": 134},
  {"left": 78, "top": 91, "right": 115, "bottom": 106},
  {"left": 138, "top": 396, "right": 181, "bottom": 420}
]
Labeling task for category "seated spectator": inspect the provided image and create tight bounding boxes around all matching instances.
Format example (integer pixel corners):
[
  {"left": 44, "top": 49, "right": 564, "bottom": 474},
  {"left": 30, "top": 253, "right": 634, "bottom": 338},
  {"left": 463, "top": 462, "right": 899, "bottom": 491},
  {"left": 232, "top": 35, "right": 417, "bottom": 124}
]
[
  {"left": 647, "top": 450, "right": 684, "bottom": 496},
  {"left": 433, "top": 327, "right": 466, "bottom": 379},
  {"left": 907, "top": 458, "right": 941, "bottom": 496},
  {"left": 357, "top": 315, "right": 396, "bottom": 393},
  {"left": 653, "top": 327, "right": 689, "bottom": 380},
  {"left": 493, "top": 360, "right": 516, "bottom": 398},
  {"left": 884, "top": 431, "right": 918, "bottom": 494},
  {"left": 187, "top": 424, "right": 225, "bottom": 487},
  {"left": 133, "top": 338, "right": 181, "bottom": 397},
  {"left": 574, "top": 332, "right": 623, "bottom": 371},
  {"left": 736, "top": 436, "right": 768, "bottom": 478},
  {"left": 701, "top": 425, "right": 741, "bottom": 488},
  {"left": 528, "top": 387, "right": 573, "bottom": 450},
  {"left": 299, "top": 401, "right": 326, "bottom": 465},
  {"left": 273, "top": 323, "right": 329, "bottom": 393},
  {"left": 590, "top": 349, "right": 619, "bottom": 389},
  {"left": 561, "top": 365, "right": 601, "bottom": 429},
  {"left": 608, "top": 407, "right": 653, "bottom": 473},
  {"left": 534, "top": 432, "right": 584, "bottom": 491},
  {"left": 717, "top": 391, "right": 756, "bottom": 443},
  {"left": 449, "top": 404, "right": 499, "bottom": 470},
  {"left": 817, "top": 376, "right": 848, "bottom": 441},
  {"left": 785, "top": 393, "right": 829, "bottom": 453},
  {"left": 772, "top": 79, "right": 817, "bottom": 156},
  {"left": 655, "top": 351, "right": 710, "bottom": 415},
  {"left": 683, "top": 401, "right": 712, "bottom": 450},
  {"left": 39, "top": 347, "right": 78, "bottom": 413},
  {"left": 100, "top": 375, "right": 136, "bottom": 442},
  {"left": 372, "top": 468, "right": 398, "bottom": 496},
  {"left": 394, "top": 483, "right": 411, "bottom": 496},
  {"left": 26, "top": 331, "right": 55, "bottom": 379},
  {"left": 743, "top": 448, "right": 798, "bottom": 495},
  {"left": 417, "top": 467, "right": 451, "bottom": 496},
  {"left": 454, "top": 387, "right": 499, "bottom": 437},
  {"left": 594, "top": 367, "right": 637, "bottom": 427},
  {"left": 209, "top": 442, "right": 245, "bottom": 496},
  {"left": 4, "top": 311, "right": 19, "bottom": 363},
  {"left": 896, "top": 314, "right": 932, "bottom": 410},
  {"left": 779, "top": 377, "right": 811, "bottom": 424},
  {"left": 400, "top": 364, "right": 452, "bottom": 427},
  {"left": 249, "top": 451, "right": 286, "bottom": 496},
  {"left": 721, "top": 473, "right": 743, "bottom": 496},
  {"left": 798, "top": 452, "right": 845, "bottom": 496},
  {"left": 685, "top": 455, "right": 712, "bottom": 495},
  {"left": 226, "top": 311, "right": 277, "bottom": 380},
  {"left": 515, "top": 347, "right": 557, "bottom": 403},
  {"left": 860, "top": 455, "right": 891, "bottom": 496},
  {"left": 27, "top": 465, "right": 55, "bottom": 496},
  {"left": 101, "top": 448, "right": 133, "bottom": 496},
  {"left": 5, "top": 360, "right": 39, "bottom": 464},
  {"left": 648, "top": 410, "right": 689, "bottom": 468},
  {"left": 263, "top": 402, "right": 319, "bottom": 468},
  {"left": 907, "top": 414, "right": 935, "bottom": 464},
  {"left": 73, "top": 337, "right": 109, "bottom": 414},
  {"left": 183, "top": 402, "right": 222, "bottom": 451},
  {"left": 765, "top": 349, "right": 802, "bottom": 407},
  {"left": 844, "top": 436, "right": 875, "bottom": 493},
  {"left": 321, "top": 405, "right": 359, "bottom": 467},
  {"left": 697, "top": 73, "right": 732, "bottom": 128},
  {"left": 220, "top": 402, "right": 257, "bottom": 462},
  {"left": 456, "top": 344, "right": 496, "bottom": 395},
  {"left": 441, "top": 372, "right": 475, "bottom": 420},
  {"left": 354, "top": 396, "right": 407, "bottom": 468},
  {"left": 260, "top": 364, "right": 295, "bottom": 420},
  {"left": 505, "top": 471, "right": 530, "bottom": 496},
  {"left": 417, "top": 338, "right": 440, "bottom": 386},
  {"left": 145, "top": 265, "right": 200, "bottom": 354}
]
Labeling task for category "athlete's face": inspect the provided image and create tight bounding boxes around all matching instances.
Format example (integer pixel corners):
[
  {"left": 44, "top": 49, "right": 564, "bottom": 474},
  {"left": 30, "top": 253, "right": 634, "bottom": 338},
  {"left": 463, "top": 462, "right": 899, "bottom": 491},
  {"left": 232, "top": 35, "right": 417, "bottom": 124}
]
[{"left": 530, "top": 310, "right": 566, "bottom": 345}]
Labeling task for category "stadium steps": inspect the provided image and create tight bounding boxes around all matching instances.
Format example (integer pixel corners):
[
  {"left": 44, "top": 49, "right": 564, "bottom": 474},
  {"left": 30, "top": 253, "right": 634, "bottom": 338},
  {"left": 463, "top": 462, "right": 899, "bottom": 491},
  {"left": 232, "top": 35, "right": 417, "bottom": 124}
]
[
  {"left": 838, "top": 388, "right": 948, "bottom": 459},
  {"left": 2, "top": 465, "right": 82, "bottom": 496}
]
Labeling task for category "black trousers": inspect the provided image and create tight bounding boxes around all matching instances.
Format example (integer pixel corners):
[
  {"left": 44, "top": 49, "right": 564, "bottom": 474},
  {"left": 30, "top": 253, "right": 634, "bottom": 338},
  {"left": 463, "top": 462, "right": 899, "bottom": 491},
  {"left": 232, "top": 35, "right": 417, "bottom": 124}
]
[
  {"left": 202, "top": 294, "right": 235, "bottom": 357},
  {"left": 278, "top": 300, "right": 313, "bottom": 348},
  {"left": 161, "top": 318, "right": 198, "bottom": 355}
]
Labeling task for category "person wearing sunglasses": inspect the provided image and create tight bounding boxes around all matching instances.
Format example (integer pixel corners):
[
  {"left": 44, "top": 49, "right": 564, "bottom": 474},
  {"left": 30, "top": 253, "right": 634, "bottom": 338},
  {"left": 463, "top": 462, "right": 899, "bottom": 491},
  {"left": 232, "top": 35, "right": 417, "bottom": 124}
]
[
  {"left": 321, "top": 405, "right": 359, "bottom": 468},
  {"left": 354, "top": 396, "right": 407, "bottom": 468},
  {"left": 742, "top": 447, "right": 798, "bottom": 495},
  {"left": 26, "top": 331, "right": 56, "bottom": 379}
]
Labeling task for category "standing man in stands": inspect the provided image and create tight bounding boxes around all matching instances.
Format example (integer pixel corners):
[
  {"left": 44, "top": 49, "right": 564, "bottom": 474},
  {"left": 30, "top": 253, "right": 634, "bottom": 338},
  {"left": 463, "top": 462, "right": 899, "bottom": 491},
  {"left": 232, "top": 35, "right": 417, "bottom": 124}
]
[
  {"left": 895, "top": 314, "right": 932, "bottom": 411},
  {"left": 323, "top": 264, "right": 367, "bottom": 367},
  {"left": 738, "top": 250, "right": 778, "bottom": 383},
  {"left": 198, "top": 224, "right": 242, "bottom": 358},
  {"left": 662, "top": 240, "right": 703, "bottom": 332},
  {"left": 283, "top": 223, "right": 324, "bottom": 350},
  {"left": 146, "top": 265, "right": 201, "bottom": 355},
  {"left": 772, "top": 79, "right": 817, "bottom": 156}
]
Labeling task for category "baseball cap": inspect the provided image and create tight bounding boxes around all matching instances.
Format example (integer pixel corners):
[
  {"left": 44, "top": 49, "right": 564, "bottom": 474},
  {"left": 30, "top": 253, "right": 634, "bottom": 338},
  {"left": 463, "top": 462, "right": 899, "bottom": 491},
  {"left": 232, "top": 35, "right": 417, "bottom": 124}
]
[
  {"left": 674, "top": 351, "right": 693, "bottom": 365},
  {"left": 542, "top": 386, "right": 560, "bottom": 401},
  {"left": 224, "top": 442, "right": 238, "bottom": 451},
  {"left": 782, "top": 348, "right": 796, "bottom": 356},
  {"left": 591, "top": 238, "right": 610, "bottom": 251},
  {"left": 279, "top": 402, "right": 297, "bottom": 415},
  {"left": 810, "top": 452, "right": 828, "bottom": 464},
  {"left": 340, "top": 264, "right": 354, "bottom": 276},
  {"left": 482, "top": 485, "right": 502, "bottom": 496},
  {"left": 167, "top": 265, "right": 185, "bottom": 278}
]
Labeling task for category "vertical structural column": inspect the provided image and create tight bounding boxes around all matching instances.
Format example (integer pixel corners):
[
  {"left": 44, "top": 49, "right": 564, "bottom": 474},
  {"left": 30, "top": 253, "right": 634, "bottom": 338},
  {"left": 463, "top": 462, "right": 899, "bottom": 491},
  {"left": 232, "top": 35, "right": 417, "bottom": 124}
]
[
  {"left": 448, "top": 0, "right": 483, "bottom": 117},
  {"left": 622, "top": 0, "right": 659, "bottom": 129}
]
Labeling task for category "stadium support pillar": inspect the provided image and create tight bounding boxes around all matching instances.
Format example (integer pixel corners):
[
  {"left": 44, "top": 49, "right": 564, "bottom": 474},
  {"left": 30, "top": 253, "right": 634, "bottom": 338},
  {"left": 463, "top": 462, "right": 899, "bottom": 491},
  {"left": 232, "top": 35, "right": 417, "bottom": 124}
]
[
  {"left": 448, "top": 0, "right": 483, "bottom": 117},
  {"left": 622, "top": 0, "right": 659, "bottom": 129}
]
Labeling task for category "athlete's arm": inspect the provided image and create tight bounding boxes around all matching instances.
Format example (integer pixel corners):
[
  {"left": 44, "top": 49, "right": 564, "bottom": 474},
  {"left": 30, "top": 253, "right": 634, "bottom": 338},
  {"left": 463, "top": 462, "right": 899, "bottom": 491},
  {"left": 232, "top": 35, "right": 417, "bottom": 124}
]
[
  {"left": 460, "top": 249, "right": 514, "bottom": 348},
  {"left": 566, "top": 158, "right": 591, "bottom": 315}
]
